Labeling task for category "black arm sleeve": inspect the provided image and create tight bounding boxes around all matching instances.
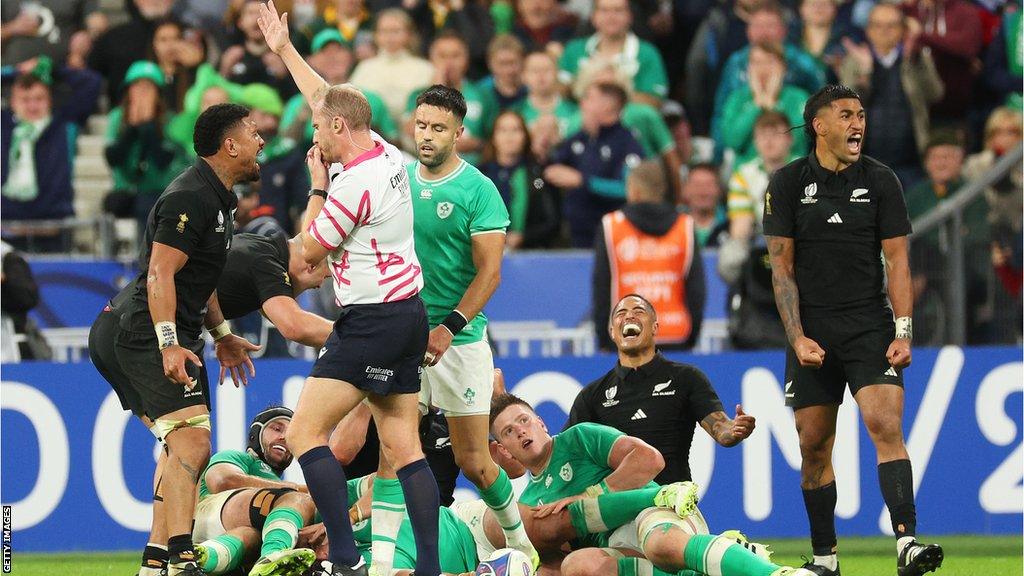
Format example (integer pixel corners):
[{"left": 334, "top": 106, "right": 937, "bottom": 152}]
[
  {"left": 592, "top": 223, "right": 613, "bottom": 351},
  {"left": 685, "top": 236, "right": 706, "bottom": 349},
  {"left": 1, "top": 252, "right": 39, "bottom": 314},
  {"left": 877, "top": 168, "right": 912, "bottom": 239},
  {"left": 682, "top": 365, "right": 725, "bottom": 422}
]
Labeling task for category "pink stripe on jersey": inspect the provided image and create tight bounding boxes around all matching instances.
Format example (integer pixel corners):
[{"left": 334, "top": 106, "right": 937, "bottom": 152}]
[
  {"left": 321, "top": 209, "right": 348, "bottom": 241},
  {"left": 387, "top": 287, "right": 420, "bottom": 303},
  {"left": 328, "top": 191, "right": 372, "bottom": 226},
  {"left": 383, "top": 267, "right": 421, "bottom": 302},
  {"left": 379, "top": 262, "right": 415, "bottom": 285},
  {"left": 343, "top": 142, "right": 385, "bottom": 170},
  {"left": 308, "top": 222, "right": 336, "bottom": 250}
]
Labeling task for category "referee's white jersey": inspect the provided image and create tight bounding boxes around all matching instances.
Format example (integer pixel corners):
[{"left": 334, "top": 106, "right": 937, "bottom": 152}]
[{"left": 307, "top": 137, "right": 422, "bottom": 306}]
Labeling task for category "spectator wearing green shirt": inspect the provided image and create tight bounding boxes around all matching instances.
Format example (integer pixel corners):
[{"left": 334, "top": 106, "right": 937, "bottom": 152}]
[
  {"left": 103, "top": 60, "right": 189, "bottom": 238},
  {"left": 558, "top": 0, "right": 669, "bottom": 109},
  {"left": 477, "top": 34, "right": 528, "bottom": 118},
  {"left": 479, "top": 110, "right": 562, "bottom": 249},
  {"left": 404, "top": 32, "right": 492, "bottom": 164},
  {"left": 718, "top": 42, "right": 809, "bottom": 164},
  {"left": 165, "top": 64, "right": 244, "bottom": 157},
  {"left": 518, "top": 50, "right": 582, "bottom": 140},
  {"left": 279, "top": 29, "right": 398, "bottom": 148},
  {"left": 712, "top": 5, "right": 826, "bottom": 146}
]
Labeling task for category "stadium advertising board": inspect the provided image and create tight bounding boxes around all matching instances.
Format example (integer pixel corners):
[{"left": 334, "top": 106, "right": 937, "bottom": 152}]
[{"left": 1, "top": 346, "right": 1020, "bottom": 551}]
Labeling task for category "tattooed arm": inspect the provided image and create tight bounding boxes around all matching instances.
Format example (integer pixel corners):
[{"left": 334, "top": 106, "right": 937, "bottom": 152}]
[
  {"left": 700, "top": 406, "right": 756, "bottom": 447},
  {"left": 766, "top": 235, "right": 825, "bottom": 367}
]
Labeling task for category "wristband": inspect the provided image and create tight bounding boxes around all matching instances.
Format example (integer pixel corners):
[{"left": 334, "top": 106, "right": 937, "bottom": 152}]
[
  {"left": 895, "top": 316, "right": 912, "bottom": 340},
  {"left": 584, "top": 481, "right": 610, "bottom": 498},
  {"left": 308, "top": 188, "right": 328, "bottom": 200},
  {"left": 155, "top": 321, "right": 178, "bottom": 350},
  {"left": 210, "top": 321, "right": 232, "bottom": 341},
  {"left": 440, "top": 310, "right": 468, "bottom": 336}
]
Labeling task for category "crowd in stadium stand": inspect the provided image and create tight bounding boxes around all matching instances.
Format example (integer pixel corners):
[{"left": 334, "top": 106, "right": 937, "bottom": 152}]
[{"left": 1, "top": 0, "right": 1021, "bottom": 346}]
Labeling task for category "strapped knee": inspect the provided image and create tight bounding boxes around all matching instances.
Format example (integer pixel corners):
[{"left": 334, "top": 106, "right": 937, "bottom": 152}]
[
  {"left": 152, "top": 414, "right": 212, "bottom": 442},
  {"left": 248, "top": 487, "right": 298, "bottom": 530}
]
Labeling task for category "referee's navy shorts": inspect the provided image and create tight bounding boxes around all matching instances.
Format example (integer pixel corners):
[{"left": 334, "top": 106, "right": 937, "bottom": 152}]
[
  {"left": 310, "top": 295, "right": 428, "bottom": 395},
  {"left": 785, "top": 308, "right": 904, "bottom": 409}
]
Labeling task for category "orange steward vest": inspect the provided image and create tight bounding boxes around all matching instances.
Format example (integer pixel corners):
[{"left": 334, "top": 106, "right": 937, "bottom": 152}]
[{"left": 602, "top": 210, "right": 695, "bottom": 344}]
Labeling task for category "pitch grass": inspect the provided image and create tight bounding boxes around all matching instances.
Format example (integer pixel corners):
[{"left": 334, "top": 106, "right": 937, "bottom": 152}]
[{"left": 9, "top": 536, "right": 1022, "bottom": 575}]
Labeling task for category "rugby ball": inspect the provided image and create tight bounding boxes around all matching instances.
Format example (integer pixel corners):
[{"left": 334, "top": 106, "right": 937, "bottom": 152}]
[{"left": 474, "top": 548, "right": 533, "bottom": 576}]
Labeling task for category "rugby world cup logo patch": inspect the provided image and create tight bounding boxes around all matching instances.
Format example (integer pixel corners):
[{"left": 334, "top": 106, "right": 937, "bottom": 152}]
[
  {"left": 603, "top": 385, "right": 619, "bottom": 407},
  {"left": 801, "top": 182, "right": 818, "bottom": 204}
]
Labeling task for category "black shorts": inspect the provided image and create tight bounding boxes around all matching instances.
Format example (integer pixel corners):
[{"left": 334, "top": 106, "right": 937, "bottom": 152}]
[
  {"left": 309, "top": 295, "right": 428, "bottom": 395},
  {"left": 785, "top": 309, "right": 903, "bottom": 409},
  {"left": 88, "top": 305, "right": 210, "bottom": 420}
]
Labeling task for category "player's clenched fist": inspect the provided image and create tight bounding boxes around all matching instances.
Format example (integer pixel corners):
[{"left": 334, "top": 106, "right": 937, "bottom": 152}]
[
  {"left": 793, "top": 335, "right": 825, "bottom": 368},
  {"left": 424, "top": 325, "right": 454, "bottom": 366},
  {"left": 886, "top": 338, "right": 911, "bottom": 369}
]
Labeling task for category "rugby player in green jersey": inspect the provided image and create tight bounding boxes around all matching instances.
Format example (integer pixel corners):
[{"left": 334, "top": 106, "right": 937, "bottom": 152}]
[
  {"left": 357, "top": 82, "right": 537, "bottom": 576},
  {"left": 489, "top": 394, "right": 818, "bottom": 576}
]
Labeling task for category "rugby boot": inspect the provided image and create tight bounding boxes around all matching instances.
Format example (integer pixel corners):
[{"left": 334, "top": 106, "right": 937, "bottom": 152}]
[{"left": 897, "top": 540, "right": 944, "bottom": 576}]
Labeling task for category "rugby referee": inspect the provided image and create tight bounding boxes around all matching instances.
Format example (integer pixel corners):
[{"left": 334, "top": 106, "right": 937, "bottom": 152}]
[
  {"left": 88, "top": 103, "right": 264, "bottom": 576},
  {"left": 762, "top": 85, "right": 942, "bottom": 576}
]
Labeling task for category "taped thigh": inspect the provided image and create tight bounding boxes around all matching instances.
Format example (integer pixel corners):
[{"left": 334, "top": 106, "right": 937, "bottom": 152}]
[
  {"left": 153, "top": 414, "right": 211, "bottom": 442},
  {"left": 248, "top": 487, "right": 298, "bottom": 531}
]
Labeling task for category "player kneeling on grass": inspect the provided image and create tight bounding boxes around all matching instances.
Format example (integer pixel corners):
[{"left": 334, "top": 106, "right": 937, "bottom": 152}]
[
  {"left": 489, "top": 393, "right": 818, "bottom": 576},
  {"left": 192, "top": 406, "right": 317, "bottom": 576}
]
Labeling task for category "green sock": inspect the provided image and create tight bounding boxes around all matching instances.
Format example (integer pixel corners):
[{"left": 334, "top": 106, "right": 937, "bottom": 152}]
[
  {"left": 480, "top": 468, "right": 531, "bottom": 549},
  {"left": 617, "top": 554, "right": 702, "bottom": 576},
  {"left": 200, "top": 534, "right": 244, "bottom": 574},
  {"left": 261, "top": 507, "right": 305, "bottom": 557},
  {"left": 568, "top": 486, "right": 662, "bottom": 537},
  {"left": 683, "top": 534, "right": 779, "bottom": 576},
  {"left": 370, "top": 477, "right": 405, "bottom": 576}
]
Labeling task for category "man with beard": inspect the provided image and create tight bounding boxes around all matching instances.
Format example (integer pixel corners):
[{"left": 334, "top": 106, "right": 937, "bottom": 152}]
[
  {"left": 87, "top": 103, "right": 264, "bottom": 576},
  {"left": 191, "top": 407, "right": 317, "bottom": 576},
  {"left": 383, "top": 83, "right": 539, "bottom": 576}
]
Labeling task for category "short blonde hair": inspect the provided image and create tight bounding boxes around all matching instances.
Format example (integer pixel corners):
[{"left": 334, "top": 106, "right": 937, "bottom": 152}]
[
  {"left": 984, "top": 106, "right": 1023, "bottom": 143},
  {"left": 318, "top": 84, "right": 372, "bottom": 131}
]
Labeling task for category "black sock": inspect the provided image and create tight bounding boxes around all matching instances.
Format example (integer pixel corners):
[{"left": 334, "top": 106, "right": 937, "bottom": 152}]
[
  {"left": 167, "top": 534, "right": 195, "bottom": 565},
  {"left": 141, "top": 544, "right": 168, "bottom": 570},
  {"left": 802, "top": 481, "right": 838, "bottom": 556},
  {"left": 879, "top": 459, "right": 917, "bottom": 538},
  {"left": 398, "top": 459, "right": 440, "bottom": 576},
  {"left": 298, "top": 445, "right": 360, "bottom": 566}
]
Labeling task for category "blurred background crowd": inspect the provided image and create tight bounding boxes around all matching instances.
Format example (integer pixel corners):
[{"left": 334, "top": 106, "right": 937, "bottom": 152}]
[{"left": 1, "top": 0, "right": 1021, "bottom": 354}]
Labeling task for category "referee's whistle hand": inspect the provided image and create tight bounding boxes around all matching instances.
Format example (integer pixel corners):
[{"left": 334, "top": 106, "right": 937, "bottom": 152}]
[
  {"left": 794, "top": 336, "right": 825, "bottom": 368},
  {"left": 161, "top": 345, "right": 202, "bottom": 387}
]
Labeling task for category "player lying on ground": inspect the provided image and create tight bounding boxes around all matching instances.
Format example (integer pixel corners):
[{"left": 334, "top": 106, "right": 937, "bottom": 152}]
[
  {"left": 305, "top": 472, "right": 700, "bottom": 576},
  {"left": 488, "top": 393, "right": 818, "bottom": 576},
  {"left": 190, "top": 406, "right": 318, "bottom": 576}
]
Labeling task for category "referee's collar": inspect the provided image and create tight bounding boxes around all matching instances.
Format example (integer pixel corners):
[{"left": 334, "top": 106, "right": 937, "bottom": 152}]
[
  {"left": 613, "top": 352, "right": 666, "bottom": 379},
  {"left": 808, "top": 150, "right": 864, "bottom": 184},
  {"left": 195, "top": 158, "right": 239, "bottom": 211}
]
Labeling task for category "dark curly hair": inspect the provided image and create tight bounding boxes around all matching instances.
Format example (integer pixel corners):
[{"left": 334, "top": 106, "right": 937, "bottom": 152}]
[
  {"left": 416, "top": 84, "right": 468, "bottom": 123},
  {"left": 193, "top": 103, "right": 250, "bottom": 157},
  {"left": 802, "top": 84, "right": 861, "bottom": 145}
]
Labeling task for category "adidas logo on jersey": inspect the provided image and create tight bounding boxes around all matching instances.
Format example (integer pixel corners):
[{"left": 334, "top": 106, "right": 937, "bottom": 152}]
[
  {"left": 827, "top": 213, "right": 843, "bottom": 224},
  {"left": 631, "top": 409, "right": 648, "bottom": 421},
  {"left": 885, "top": 366, "right": 899, "bottom": 377}
]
